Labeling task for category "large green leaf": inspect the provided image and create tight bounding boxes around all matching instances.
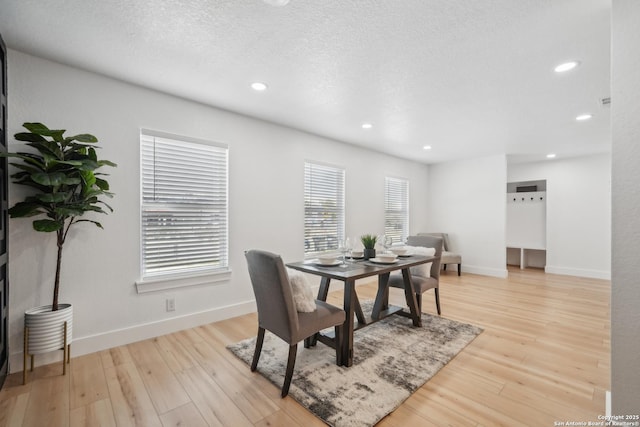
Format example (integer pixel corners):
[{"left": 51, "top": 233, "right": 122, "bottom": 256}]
[
  {"left": 80, "top": 170, "right": 96, "bottom": 191},
  {"left": 84, "top": 205, "right": 108, "bottom": 214},
  {"left": 23, "top": 123, "right": 66, "bottom": 141},
  {"left": 32, "top": 172, "right": 66, "bottom": 187},
  {"left": 62, "top": 177, "right": 82, "bottom": 185},
  {"left": 36, "top": 192, "right": 69, "bottom": 203},
  {"left": 9, "top": 177, "right": 49, "bottom": 192},
  {"left": 97, "top": 200, "right": 114, "bottom": 212},
  {"left": 54, "top": 207, "right": 86, "bottom": 217},
  {"left": 88, "top": 147, "right": 97, "bottom": 162},
  {"left": 8, "top": 202, "right": 47, "bottom": 218},
  {"left": 14, "top": 132, "right": 46, "bottom": 143},
  {"left": 9, "top": 163, "right": 41, "bottom": 175},
  {"left": 22, "top": 122, "right": 51, "bottom": 134},
  {"left": 95, "top": 177, "right": 110, "bottom": 191},
  {"left": 97, "top": 159, "right": 117, "bottom": 168},
  {"left": 74, "top": 219, "right": 103, "bottom": 229},
  {"left": 66, "top": 133, "right": 98, "bottom": 143},
  {"left": 51, "top": 159, "right": 84, "bottom": 167},
  {"left": 21, "top": 156, "right": 48, "bottom": 171},
  {"left": 33, "top": 219, "right": 63, "bottom": 232},
  {"left": 79, "top": 159, "right": 99, "bottom": 171},
  {"left": 27, "top": 140, "right": 63, "bottom": 159},
  {"left": 7, "top": 153, "right": 46, "bottom": 170}
]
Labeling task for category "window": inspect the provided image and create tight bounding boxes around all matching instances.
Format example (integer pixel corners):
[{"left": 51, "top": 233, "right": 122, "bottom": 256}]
[
  {"left": 140, "top": 130, "right": 228, "bottom": 281},
  {"left": 304, "top": 162, "right": 345, "bottom": 255},
  {"left": 385, "top": 177, "right": 409, "bottom": 244}
]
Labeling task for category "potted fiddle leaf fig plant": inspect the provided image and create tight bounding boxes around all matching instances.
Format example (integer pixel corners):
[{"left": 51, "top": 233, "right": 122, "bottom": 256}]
[
  {"left": 2, "top": 122, "right": 116, "bottom": 377},
  {"left": 360, "top": 234, "right": 377, "bottom": 260}
]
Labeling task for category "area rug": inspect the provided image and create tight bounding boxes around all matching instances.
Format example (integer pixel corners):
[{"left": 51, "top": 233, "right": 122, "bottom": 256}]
[{"left": 227, "top": 301, "right": 482, "bottom": 427}]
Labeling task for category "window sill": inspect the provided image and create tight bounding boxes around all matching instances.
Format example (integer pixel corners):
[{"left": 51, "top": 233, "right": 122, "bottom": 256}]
[{"left": 135, "top": 269, "right": 232, "bottom": 294}]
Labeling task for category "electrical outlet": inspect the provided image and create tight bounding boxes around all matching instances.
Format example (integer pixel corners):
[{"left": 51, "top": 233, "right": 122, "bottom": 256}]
[{"left": 166, "top": 297, "right": 176, "bottom": 312}]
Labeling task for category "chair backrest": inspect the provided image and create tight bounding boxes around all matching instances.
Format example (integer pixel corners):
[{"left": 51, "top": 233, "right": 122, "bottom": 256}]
[
  {"left": 406, "top": 235, "right": 443, "bottom": 279},
  {"left": 417, "top": 232, "right": 451, "bottom": 251},
  {"left": 245, "top": 250, "right": 298, "bottom": 342}
]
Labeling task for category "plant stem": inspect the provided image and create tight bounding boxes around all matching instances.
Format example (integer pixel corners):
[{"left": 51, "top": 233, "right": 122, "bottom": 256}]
[{"left": 53, "top": 228, "right": 64, "bottom": 311}]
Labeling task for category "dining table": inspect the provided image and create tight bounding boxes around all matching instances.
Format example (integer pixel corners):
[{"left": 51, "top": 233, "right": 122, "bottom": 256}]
[{"left": 286, "top": 254, "right": 436, "bottom": 367}]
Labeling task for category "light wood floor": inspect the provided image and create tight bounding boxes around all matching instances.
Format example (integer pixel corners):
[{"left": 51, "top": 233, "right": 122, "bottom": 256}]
[{"left": 0, "top": 267, "right": 610, "bottom": 426}]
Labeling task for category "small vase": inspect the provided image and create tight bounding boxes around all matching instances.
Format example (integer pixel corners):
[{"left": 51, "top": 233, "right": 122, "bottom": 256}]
[{"left": 363, "top": 248, "right": 376, "bottom": 260}]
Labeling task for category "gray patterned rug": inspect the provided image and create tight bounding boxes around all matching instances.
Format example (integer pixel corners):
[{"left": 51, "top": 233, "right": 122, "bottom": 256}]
[{"left": 227, "top": 301, "right": 482, "bottom": 427}]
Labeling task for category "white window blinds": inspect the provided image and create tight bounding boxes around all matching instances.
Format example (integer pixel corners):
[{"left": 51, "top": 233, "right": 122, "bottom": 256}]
[
  {"left": 385, "top": 177, "right": 409, "bottom": 244},
  {"left": 141, "top": 130, "right": 228, "bottom": 279},
  {"left": 304, "top": 162, "right": 345, "bottom": 254}
]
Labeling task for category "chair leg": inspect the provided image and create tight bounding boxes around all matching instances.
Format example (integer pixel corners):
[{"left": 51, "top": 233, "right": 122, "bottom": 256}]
[
  {"left": 416, "top": 293, "right": 423, "bottom": 313},
  {"left": 334, "top": 324, "right": 344, "bottom": 366},
  {"left": 434, "top": 288, "right": 441, "bottom": 315},
  {"left": 304, "top": 334, "right": 318, "bottom": 348},
  {"left": 282, "top": 344, "right": 298, "bottom": 397},
  {"left": 443, "top": 263, "right": 447, "bottom": 271},
  {"left": 457, "top": 264, "right": 461, "bottom": 276},
  {"left": 251, "top": 327, "right": 265, "bottom": 372}
]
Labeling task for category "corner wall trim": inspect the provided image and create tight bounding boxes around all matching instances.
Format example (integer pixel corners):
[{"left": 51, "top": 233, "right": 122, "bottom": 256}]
[
  {"left": 545, "top": 265, "right": 611, "bottom": 280},
  {"left": 462, "top": 265, "right": 509, "bottom": 278}
]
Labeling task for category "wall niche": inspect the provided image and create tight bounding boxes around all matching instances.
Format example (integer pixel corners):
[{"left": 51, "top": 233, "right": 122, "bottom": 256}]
[{"left": 506, "top": 179, "right": 546, "bottom": 269}]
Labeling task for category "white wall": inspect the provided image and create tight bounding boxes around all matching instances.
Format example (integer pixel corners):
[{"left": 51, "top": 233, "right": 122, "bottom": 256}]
[
  {"left": 6, "top": 50, "right": 430, "bottom": 372},
  {"left": 508, "top": 154, "right": 611, "bottom": 279},
  {"left": 426, "top": 155, "right": 508, "bottom": 278},
  {"left": 611, "top": 0, "right": 640, "bottom": 413}
]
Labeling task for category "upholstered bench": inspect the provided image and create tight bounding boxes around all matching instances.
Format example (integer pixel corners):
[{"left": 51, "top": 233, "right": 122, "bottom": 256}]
[{"left": 418, "top": 232, "right": 462, "bottom": 276}]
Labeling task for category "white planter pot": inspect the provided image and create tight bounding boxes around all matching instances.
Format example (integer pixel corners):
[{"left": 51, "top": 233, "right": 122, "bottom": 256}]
[{"left": 24, "top": 304, "right": 73, "bottom": 355}]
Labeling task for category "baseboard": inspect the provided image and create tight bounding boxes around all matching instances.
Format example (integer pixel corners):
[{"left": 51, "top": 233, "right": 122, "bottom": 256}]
[
  {"left": 545, "top": 265, "right": 611, "bottom": 280},
  {"left": 462, "top": 265, "right": 509, "bottom": 278},
  {"left": 9, "top": 299, "right": 257, "bottom": 373}
]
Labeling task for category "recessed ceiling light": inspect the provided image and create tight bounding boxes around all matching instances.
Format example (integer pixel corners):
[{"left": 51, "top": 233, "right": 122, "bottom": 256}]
[
  {"left": 362, "top": 123, "right": 373, "bottom": 129},
  {"left": 554, "top": 61, "right": 580, "bottom": 73},
  {"left": 423, "top": 145, "right": 432, "bottom": 150},
  {"left": 251, "top": 82, "right": 268, "bottom": 91},
  {"left": 576, "top": 114, "right": 593, "bottom": 121},
  {"left": 547, "top": 153, "right": 557, "bottom": 159}
]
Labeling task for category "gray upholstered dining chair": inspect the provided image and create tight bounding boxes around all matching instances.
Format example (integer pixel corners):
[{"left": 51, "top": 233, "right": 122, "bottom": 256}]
[
  {"left": 245, "top": 249, "right": 345, "bottom": 397},
  {"left": 388, "top": 235, "right": 443, "bottom": 315}
]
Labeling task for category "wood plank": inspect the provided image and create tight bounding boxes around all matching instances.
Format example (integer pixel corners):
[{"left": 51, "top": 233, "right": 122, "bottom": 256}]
[
  {"left": 99, "top": 346, "right": 134, "bottom": 370},
  {"left": 104, "top": 362, "right": 162, "bottom": 427},
  {"left": 175, "top": 366, "right": 253, "bottom": 427},
  {"left": 22, "top": 375, "right": 69, "bottom": 427},
  {"left": 70, "top": 352, "right": 109, "bottom": 409},
  {"left": 0, "top": 392, "right": 29, "bottom": 427},
  {"left": 253, "top": 409, "right": 303, "bottom": 427},
  {"left": 158, "top": 402, "right": 208, "bottom": 427},
  {"left": 376, "top": 404, "right": 440, "bottom": 427},
  {"left": 154, "top": 334, "right": 197, "bottom": 374},
  {"left": 182, "top": 337, "right": 279, "bottom": 423},
  {"left": 127, "top": 339, "right": 190, "bottom": 415},
  {"left": 69, "top": 398, "right": 116, "bottom": 427}
]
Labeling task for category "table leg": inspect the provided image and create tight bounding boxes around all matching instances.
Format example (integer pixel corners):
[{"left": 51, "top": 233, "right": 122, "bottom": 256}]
[
  {"left": 372, "top": 272, "right": 390, "bottom": 320},
  {"left": 309, "top": 277, "right": 332, "bottom": 347},
  {"left": 317, "top": 276, "right": 331, "bottom": 301},
  {"left": 401, "top": 268, "right": 422, "bottom": 327},
  {"left": 342, "top": 279, "right": 356, "bottom": 367},
  {"left": 318, "top": 276, "right": 365, "bottom": 324}
]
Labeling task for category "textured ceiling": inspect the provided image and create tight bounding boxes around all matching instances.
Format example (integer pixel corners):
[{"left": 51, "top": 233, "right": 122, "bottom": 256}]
[{"left": 0, "top": 0, "right": 611, "bottom": 164}]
